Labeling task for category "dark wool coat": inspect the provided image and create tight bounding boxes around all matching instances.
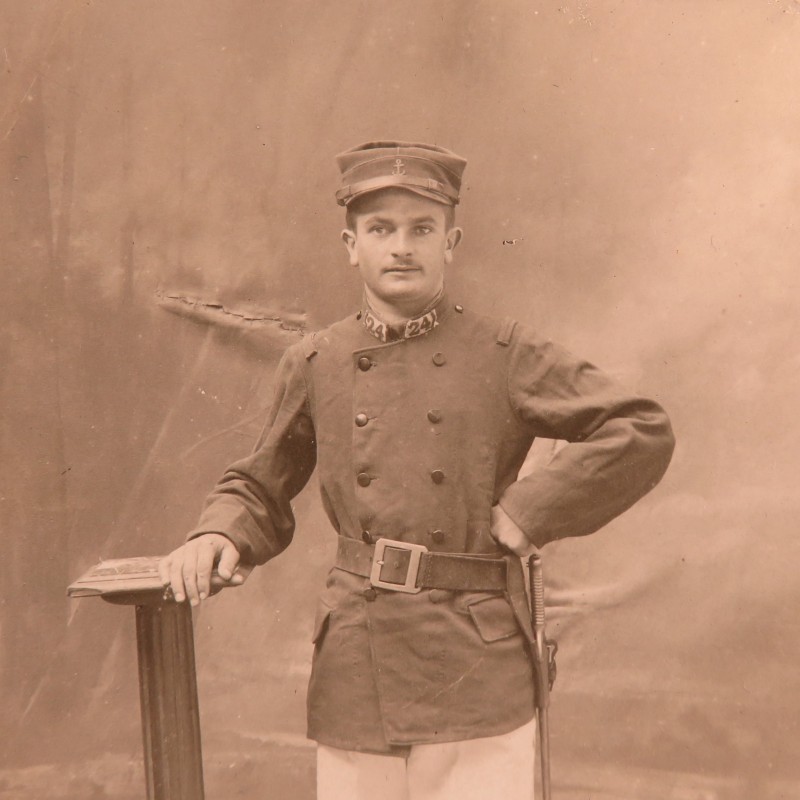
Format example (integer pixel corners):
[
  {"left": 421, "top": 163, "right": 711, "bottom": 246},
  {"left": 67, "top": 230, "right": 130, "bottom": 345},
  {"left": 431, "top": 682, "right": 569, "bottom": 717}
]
[{"left": 188, "top": 295, "right": 675, "bottom": 754}]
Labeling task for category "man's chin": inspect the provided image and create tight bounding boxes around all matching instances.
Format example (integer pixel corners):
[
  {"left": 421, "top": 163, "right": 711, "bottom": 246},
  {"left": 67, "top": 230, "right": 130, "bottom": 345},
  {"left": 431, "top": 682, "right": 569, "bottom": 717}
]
[
  {"left": 381, "top": 278, "right": 425, "bottom": 300},
  {"left": 378, "top": 274, "right": 425, "bottom": 295},
  {"left": 372, "top": 283, "right": 440, "bottom": 311}
]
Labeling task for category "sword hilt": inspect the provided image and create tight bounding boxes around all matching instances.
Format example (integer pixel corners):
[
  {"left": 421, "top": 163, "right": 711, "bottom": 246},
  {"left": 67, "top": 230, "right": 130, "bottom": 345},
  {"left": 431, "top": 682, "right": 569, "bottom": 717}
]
[
  {"left": 528, "top": 553, "right": 553, "bottom": 800},
  {"left": 530, "top": 553, "right": 545, "bottom": 630}
]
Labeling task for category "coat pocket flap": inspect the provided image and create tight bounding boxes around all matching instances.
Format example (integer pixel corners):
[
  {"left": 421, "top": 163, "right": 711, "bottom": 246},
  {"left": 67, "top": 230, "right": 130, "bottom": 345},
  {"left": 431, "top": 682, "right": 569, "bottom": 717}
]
[{"left": 466, "top": 595, "right": 519, "bottom": 643}]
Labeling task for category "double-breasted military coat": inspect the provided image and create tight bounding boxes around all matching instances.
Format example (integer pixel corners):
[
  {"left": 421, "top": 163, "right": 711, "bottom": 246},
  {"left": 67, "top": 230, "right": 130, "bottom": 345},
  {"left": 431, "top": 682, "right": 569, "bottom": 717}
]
[{"left": 189, "top": 294, "right": 675, "bottom": 754}]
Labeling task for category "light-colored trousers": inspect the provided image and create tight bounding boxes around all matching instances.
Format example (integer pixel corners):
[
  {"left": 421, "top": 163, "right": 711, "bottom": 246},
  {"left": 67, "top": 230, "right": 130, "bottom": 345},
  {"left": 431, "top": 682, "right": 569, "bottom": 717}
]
[{"left": 317, "top": 718, "right": 536, "bottom": 800}]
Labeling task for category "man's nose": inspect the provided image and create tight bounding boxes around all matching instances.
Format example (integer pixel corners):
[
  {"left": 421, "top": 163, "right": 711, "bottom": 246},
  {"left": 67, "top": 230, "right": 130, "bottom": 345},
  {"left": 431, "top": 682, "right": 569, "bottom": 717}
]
[{"left": 390, "top": 230, "right": 413, "bottom": 258}]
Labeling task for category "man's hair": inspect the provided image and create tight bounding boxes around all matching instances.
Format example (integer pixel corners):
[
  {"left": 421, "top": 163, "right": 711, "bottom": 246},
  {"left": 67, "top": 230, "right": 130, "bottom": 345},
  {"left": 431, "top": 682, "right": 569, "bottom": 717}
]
[{"left": 345, "top": 193, "right": 456, "bottom": 232}]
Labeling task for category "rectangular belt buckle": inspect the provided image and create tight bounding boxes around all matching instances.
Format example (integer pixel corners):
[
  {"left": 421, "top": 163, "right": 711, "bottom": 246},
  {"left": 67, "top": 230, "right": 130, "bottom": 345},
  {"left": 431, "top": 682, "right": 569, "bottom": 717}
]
[{"left": 370, "top": 538, "right": 427, "bottom": 594}]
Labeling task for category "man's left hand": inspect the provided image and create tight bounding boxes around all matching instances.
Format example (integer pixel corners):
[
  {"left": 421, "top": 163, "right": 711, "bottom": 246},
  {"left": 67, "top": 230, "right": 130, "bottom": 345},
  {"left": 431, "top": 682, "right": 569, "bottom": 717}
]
[{"left": 490, "top": 505, "right": 536, "bottom": 557}]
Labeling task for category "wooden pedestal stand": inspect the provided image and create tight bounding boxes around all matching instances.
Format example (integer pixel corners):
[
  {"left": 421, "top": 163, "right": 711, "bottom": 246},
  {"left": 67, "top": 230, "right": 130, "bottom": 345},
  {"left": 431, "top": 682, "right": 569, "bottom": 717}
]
[{"left": 68, "top": 557, "right": 212, "bottom": 800}]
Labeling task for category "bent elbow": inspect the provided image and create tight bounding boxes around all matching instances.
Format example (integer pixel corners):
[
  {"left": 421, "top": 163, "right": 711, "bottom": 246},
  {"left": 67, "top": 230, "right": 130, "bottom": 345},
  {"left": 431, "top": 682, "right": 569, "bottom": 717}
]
[{"left": 642, "top": 405, "right": 676, "bottom": 488}]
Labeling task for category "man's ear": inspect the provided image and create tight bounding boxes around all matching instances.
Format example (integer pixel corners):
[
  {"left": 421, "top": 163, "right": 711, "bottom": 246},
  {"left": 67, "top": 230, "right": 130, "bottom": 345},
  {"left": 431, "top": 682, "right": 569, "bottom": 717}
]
[
  {"left": 444, "top": 227, "right": 463, "bottom": 265},
  {"left": 341, "top": 229, "right": 359, "bottom": 267}
]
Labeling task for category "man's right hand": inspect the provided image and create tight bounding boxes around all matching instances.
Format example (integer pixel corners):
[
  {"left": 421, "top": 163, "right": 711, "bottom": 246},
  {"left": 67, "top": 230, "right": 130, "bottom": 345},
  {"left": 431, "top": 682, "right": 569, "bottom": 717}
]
[{"left": 158, "top": 533, "right": 249, "bottom": 606}]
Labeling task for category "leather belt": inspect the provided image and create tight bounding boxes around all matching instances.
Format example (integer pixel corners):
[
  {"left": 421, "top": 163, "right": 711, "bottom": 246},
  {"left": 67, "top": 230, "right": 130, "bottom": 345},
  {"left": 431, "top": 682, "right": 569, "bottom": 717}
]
[{"left": 335, "top": 535, "right": 508, "bottom": 594}]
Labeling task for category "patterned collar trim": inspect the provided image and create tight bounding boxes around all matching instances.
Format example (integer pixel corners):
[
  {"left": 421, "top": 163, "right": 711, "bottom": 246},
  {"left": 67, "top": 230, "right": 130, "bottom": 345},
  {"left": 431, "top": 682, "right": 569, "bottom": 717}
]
[{"left": 361, "top": 293, "right": 443, "bottom": 343}]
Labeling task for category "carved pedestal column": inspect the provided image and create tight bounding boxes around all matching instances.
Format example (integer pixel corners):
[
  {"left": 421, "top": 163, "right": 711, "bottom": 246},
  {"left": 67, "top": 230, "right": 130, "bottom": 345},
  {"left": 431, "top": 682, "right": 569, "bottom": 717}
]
[{"left": 135, "top": 600, "right": 205, "bottom": 799}]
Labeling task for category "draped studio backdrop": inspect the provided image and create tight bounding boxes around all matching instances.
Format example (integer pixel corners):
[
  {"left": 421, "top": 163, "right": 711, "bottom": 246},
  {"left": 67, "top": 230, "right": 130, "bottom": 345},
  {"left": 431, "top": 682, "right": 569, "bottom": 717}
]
[{"left": 2, "top": 1, "right": 798, "bottom": 797}]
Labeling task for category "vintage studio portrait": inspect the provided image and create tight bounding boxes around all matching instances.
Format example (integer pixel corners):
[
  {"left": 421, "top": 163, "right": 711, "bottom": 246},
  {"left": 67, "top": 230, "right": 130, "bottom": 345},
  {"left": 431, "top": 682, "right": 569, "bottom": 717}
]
[{"left": 1, "top": 2, "right": 797, "bottom": 800}]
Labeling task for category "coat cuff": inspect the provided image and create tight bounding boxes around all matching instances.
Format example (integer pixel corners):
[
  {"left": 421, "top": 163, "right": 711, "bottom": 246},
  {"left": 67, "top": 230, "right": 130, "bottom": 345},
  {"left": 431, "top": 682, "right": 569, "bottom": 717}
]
[{"left": 186, "top": 498, "right": 278, "bottom": 565}]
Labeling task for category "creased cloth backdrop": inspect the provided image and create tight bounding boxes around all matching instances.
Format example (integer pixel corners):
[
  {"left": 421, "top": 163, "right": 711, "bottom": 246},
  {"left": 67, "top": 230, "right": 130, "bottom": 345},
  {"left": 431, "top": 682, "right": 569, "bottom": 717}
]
[{"left": 1, "top": 2, "right": 798, "bottom": 798}]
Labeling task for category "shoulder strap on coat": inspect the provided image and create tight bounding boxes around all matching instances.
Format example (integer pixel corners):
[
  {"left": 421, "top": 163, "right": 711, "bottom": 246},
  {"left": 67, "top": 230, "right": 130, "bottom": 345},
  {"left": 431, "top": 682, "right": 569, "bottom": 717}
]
[
  {"left": 496, "top": 317, "right": 517, "bottom": 347},
  {"left": 301, "top": 333, "right": 318, "bottom": 360}
]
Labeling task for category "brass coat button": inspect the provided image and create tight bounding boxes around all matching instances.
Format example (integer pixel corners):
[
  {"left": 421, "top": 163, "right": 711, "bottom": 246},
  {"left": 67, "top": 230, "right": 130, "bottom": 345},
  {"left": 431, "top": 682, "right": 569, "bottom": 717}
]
[
  {"left": 362, "top": 530, "right": 374, "bottom": 544},
  {"left": 355, "top": 413, "right": 369, "bottom": 427},
  {"left": 357, "top": 472, "right": 372, "bottom": 487},
  {"left": 427, "top": 409, "right": 442, "bottom": 424},
  {"left": 363, "top": 588, "right": 378, "bottom": 602},
  {"left": 431, "top": 529, "right": 445, "bottom": 544},
  {"left": 358, "top": 356, "right": 372, "bottom": 371},
  {"left": 432, "top": 352, "right": 447, "bottom": 366},
  {"left": 454, "top": 304, "right": 464, "bottom": 313},
  {"left": 431, "top": 469, "right": 445, "bottom": 484}
]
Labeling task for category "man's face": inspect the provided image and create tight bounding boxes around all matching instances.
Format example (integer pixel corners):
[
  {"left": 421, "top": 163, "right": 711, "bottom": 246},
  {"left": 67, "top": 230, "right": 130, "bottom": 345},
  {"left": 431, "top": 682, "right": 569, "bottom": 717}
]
[{"left": 341, "top": 188, "right": 462, "bottom": 317}]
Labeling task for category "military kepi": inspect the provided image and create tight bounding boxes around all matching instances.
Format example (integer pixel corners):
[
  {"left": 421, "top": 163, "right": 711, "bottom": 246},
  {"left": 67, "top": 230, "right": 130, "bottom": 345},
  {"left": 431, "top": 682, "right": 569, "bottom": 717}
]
[{"left": 335, "top": 140, "right": 467, "bottom": 207}]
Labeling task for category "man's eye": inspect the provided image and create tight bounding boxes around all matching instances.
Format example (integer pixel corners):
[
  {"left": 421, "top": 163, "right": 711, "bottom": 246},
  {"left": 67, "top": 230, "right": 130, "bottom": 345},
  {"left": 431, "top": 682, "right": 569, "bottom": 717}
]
[
  {"left": 415, "top": 226, "right": 432, "bottom": 235},
  {"left": 369, "top": 226, "right": 386, "bottom": 235}
]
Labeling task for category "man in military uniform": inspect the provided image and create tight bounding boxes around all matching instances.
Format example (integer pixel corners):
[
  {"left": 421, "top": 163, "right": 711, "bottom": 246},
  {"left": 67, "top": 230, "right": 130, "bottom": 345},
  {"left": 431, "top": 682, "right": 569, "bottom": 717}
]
[{"left": 159, "top": 141, "right": 675, "bottom": 799}]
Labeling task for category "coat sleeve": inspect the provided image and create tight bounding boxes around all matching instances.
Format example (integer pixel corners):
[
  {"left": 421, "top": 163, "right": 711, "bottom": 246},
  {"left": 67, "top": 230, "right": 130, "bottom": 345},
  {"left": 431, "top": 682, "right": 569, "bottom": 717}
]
[
  {"left": 497, "top": 323, "right": 675, "bottom": 549},
  {"left": 186, "top": 342, "right": 317, "bottom": 565}
]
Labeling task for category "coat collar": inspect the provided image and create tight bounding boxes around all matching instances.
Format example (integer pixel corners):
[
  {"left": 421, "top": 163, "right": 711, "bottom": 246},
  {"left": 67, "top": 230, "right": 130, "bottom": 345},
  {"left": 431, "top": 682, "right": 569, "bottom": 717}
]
[{"left": 360, "top": 289, "right": 450, "bottom": 343}]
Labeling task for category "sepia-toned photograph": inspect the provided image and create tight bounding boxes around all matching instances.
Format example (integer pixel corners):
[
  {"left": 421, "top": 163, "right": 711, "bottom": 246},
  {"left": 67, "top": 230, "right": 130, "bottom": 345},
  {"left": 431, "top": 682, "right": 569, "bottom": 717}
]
[{"left": 2, "top": 2, "right": 798, "bottom": 798}]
